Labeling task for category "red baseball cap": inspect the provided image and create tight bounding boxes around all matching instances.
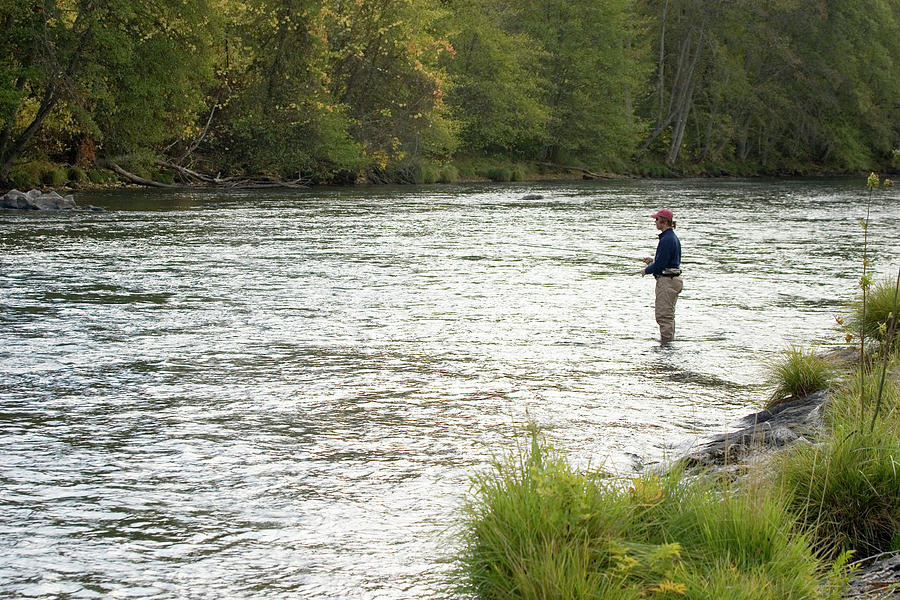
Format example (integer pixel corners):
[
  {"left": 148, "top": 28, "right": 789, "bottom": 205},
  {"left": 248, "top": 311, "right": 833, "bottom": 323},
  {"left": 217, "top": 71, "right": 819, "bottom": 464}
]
[{"left": 651, "top": 209, "right": 674, "bottom": 220}]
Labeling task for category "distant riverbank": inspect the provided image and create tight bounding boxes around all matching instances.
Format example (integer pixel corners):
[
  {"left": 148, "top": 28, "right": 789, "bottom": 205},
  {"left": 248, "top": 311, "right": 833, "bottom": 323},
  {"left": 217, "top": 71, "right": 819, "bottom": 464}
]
[{"left": 4, "top": 155, "right": 894, "bottom": 196}]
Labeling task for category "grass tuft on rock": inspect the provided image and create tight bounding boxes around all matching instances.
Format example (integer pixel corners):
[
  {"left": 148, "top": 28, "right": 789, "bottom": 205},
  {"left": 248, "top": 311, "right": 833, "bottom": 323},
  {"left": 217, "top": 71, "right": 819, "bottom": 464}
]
[{"left": 764, "top": 346, "right": 836, "bottom": 408}]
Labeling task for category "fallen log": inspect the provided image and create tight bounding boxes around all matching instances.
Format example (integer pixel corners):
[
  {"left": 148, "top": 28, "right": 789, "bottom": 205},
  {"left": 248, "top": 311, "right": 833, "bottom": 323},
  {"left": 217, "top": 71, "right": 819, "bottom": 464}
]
[
  {"left": 107, "top": 162, "right": 179, "bottom": 188},
  {"left": 535, "top": 161, "right": 614, "bottom": 179}
]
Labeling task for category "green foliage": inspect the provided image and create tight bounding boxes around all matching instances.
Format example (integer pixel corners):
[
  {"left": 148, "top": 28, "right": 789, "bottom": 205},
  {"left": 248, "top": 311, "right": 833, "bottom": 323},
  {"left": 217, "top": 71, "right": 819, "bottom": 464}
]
[
  {"left": 440, "top": 0, "right": 549, "bottom": 158},
  {"left": 87, "top": 169, "right": 117, "bottom": 185},
  {"left": 484, "top": 167, "right": 511, "bottom": 182},
  {"left": 509, "top": 165, "right": 526, "bottom": 182},
  {"left": 2, "top": 0, "right": 899, "bottom": 182},
  {"left": 0, "top": 0, "right": 219, "bottom": 181},
  {"left": 411, "top": 162, "right": 439, "bottom": 184},
  {"left": 458, "top": 427, "right": 847, "bottom": 599},
  {"left": 8, "top": 161, "right": 49, "bottom": 189},
  {"left": 519, "top": 0, "right": 650, "bottom": 165},
  {"left": 151, "top": 169, "right": 175, "bottom": 185},
  {"left": 438, "top": 164, "right": 459, "bottom": 183},
  {"left": 764, "top": 346, "right": 836, "bottom": 408},
  {"left": 635, "top": 0, "right": 900, "bottom": 172}
]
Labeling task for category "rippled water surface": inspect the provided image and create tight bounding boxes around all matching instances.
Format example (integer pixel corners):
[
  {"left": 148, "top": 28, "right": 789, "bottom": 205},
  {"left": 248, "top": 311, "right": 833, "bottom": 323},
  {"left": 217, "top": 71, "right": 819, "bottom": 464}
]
[{"left": 2, "top": 178, "right": 898, "bottom": 598}]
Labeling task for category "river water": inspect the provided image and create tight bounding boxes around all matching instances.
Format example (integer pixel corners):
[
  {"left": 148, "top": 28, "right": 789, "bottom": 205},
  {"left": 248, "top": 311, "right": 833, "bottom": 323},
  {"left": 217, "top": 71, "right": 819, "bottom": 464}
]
[{"left": 1, "top": 178, "right": 898, "bottom": 599}]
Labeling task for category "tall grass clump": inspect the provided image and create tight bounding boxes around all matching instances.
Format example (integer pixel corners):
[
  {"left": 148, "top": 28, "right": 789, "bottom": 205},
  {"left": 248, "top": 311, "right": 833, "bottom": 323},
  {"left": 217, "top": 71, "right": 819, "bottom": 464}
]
[
  {"left": 457, "top": 427, "right": 848, "bottom": 599},
  {"left": 484, "top": 167, "right": 512, "bottom": 182},
  {"left": 774, "top": 375, "right": 900, "bottom": 556},
  {"left": 849, "top": 276, "right": 900, "bottom": 352},
  {"left": 438, "top": 164, "right": 459, "bottom": 183},
  {"left": 764, "top": 346, "right": 836, "bottom": 408}
]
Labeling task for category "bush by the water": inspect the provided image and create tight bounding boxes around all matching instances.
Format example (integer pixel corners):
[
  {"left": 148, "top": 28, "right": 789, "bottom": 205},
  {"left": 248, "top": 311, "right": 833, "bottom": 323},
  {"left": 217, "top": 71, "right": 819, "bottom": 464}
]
[
  {"left": 458, "top": 428, "right": 849, "bottom": 599},
  {"left": 67, "top": 166, "right": 89, "bottom": 185},
  {"left": 484, "top": 167, "right": 512, "bottom": 182},
  {"left": 438, "top": 164, "right": 459, "bottom": 183},
  {"left": 9, "top": 160, "right": 54, "bottom": 189},
  {"left": 41, "top": 167, "right": 68, "bottom": 186},
  {"left": 764, "top": 346, "right": 836, "bottom": 408},
  {"left": 774, "top": 375, "right": 900, "bottom": 557},
  {"left": 87, "top": 169, "right": 118, "bottom": 185}
]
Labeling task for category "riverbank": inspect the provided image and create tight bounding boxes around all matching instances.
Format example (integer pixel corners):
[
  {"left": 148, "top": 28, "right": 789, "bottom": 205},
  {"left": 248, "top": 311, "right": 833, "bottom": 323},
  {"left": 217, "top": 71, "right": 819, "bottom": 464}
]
[{"left": 4, "top": 155, "right": 894, "bottom": 194}]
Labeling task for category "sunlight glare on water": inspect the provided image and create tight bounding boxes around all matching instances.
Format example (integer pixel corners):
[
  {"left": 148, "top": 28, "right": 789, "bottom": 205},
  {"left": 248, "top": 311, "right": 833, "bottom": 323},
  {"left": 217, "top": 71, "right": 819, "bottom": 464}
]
[{"left": 1, "top": 178, "right": 898, "bottom": 598}]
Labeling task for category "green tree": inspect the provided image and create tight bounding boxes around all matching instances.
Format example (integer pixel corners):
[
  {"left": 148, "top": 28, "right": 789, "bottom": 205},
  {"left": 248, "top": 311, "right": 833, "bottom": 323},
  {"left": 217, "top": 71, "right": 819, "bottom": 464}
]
[
  {"left": 201, "top": 0, "right": 363, "bottom": 181},
  {"left": 518, "top": 0, "right": 649, "bottom": 166},
  {"left": 440, "top": 0, "right": 548, "bottom": 158},
  {"left": 636, "top": 0, "right": 900, "bottom": 172},
  {"left": 0, "top": 0, "right": 216, "bottom": 182},
  {"left": 325, "top": 0, "right": 457, "bottom": 171}
]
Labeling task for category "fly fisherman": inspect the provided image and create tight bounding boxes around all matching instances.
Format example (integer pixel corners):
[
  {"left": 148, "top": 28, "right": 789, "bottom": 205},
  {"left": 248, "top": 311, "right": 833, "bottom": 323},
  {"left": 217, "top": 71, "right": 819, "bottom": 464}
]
[{"left": 641, "top": 209, "right": 683, "bottom": 343}]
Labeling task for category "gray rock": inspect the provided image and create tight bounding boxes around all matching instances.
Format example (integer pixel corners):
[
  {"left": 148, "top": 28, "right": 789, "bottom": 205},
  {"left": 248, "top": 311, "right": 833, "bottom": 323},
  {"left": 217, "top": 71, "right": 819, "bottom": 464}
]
[
  {"left": 845, "top": 552, "right": 900, "bottom": 598},
  {"left": 521, "top": 194, "right": 544, "bottom": 200},
  {"left": 677, "top": 390, "right": 828, "bottom": 468},
  {"left": 32, "top": 192, "right": 76, "bottom": 210},
  {"left": 2, "top": 188, "right": 76, "bottom": 210},
  {"left": 1, "top": 189, "right": 30, "bottom": 209}
]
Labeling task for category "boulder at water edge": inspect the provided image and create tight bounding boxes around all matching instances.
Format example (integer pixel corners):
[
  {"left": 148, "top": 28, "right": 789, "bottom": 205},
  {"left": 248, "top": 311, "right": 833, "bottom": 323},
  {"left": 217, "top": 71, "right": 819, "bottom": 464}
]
[{"left": 2, "top": 189, "right": 77, "bottom": 210}]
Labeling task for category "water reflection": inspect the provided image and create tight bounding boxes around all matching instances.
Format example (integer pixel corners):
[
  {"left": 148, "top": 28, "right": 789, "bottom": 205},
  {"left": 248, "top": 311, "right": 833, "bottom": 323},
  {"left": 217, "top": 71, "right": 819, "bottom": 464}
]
[{"left": 1, "top": 178, "right": 898, "bottom": 598}]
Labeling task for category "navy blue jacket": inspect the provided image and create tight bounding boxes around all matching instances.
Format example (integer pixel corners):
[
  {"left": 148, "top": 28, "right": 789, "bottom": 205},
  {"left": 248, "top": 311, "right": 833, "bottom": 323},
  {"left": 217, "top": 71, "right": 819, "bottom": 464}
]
[{"left": 645, "top": 228, "right": 681, "bottom": 276}]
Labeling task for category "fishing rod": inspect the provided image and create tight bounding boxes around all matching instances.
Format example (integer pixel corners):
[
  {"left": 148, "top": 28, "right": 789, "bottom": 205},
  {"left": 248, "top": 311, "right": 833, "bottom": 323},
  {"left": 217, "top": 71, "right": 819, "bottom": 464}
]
[{"left": 503, "top": 241, "right": 642, "bottom": 263}]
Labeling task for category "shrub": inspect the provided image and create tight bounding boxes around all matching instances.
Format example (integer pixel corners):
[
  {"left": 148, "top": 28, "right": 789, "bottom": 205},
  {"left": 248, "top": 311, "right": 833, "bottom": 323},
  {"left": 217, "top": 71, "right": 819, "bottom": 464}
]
[
  {"left": 67, "top": 166, "right": 89, "bottom": 185},
  {"left": 41, "top": 167, "right": 68, "bottom": 186},
  {"left": 438, "top": 164, "right": 459, "bottom": 183},
  {"left": 8, "top": 161, "right": 45, "bottom": 189},
  {"left": 87, "top": 169, "right": 117, "bottom": 184},
  {"left": 764, "top": 346, "right": 836, "bottom": 408},
  {"left": 484, "top": 167, "right": 511, "bottom": 182},
  {"left": 152, "top": 169, "right": 175, "bottom": 185},
  {"left": 413, "top": 162, "right": 439, "bottom": 184},
  {"left": 510, "top": 165, "right": 527, "bottom": 182}
]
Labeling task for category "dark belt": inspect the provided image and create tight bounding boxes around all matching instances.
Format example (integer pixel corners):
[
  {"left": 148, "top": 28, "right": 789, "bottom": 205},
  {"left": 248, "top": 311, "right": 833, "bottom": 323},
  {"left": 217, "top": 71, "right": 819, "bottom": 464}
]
[{"left": 656, "top": 268, "right": 682, "bottom": 278}]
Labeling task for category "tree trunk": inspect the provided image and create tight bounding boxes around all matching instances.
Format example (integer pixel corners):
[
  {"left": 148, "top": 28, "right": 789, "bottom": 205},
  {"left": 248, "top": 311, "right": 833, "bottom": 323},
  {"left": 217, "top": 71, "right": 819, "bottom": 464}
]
[
  {"left": 656, "top": 0, "right": 670, "bottom": 126},
  {"left": 664, "top": 27, "right": 704, "bottom": 166},
  {"left": 0, "top": 87, "right": 61, "bottom": 182}
]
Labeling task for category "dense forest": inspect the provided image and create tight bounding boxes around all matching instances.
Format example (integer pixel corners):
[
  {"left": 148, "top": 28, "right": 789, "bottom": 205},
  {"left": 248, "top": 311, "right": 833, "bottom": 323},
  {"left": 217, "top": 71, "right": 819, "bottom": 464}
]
[{"left": 1, "top": 0, "right": 899, "bottom": 187}]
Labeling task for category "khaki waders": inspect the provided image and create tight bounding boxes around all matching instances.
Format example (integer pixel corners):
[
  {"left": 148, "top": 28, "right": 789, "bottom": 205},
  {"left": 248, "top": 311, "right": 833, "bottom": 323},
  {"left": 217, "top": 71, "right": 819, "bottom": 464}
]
[{"left": 654, "top": 275, "right": 683, "bottom": 342}]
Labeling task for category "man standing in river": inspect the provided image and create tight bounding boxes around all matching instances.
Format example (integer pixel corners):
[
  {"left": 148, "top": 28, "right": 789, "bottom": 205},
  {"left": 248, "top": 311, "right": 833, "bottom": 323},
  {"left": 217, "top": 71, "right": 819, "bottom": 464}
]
[{"left": 641, "top": 209, "right": 683, "bottom": 343}]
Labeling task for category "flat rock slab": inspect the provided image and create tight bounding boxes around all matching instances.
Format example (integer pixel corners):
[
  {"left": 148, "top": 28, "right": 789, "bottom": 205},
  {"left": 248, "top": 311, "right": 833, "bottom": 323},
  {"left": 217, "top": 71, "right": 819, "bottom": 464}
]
[{"left": 677, "top": 390, "right": 828, "bottom": 467}]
